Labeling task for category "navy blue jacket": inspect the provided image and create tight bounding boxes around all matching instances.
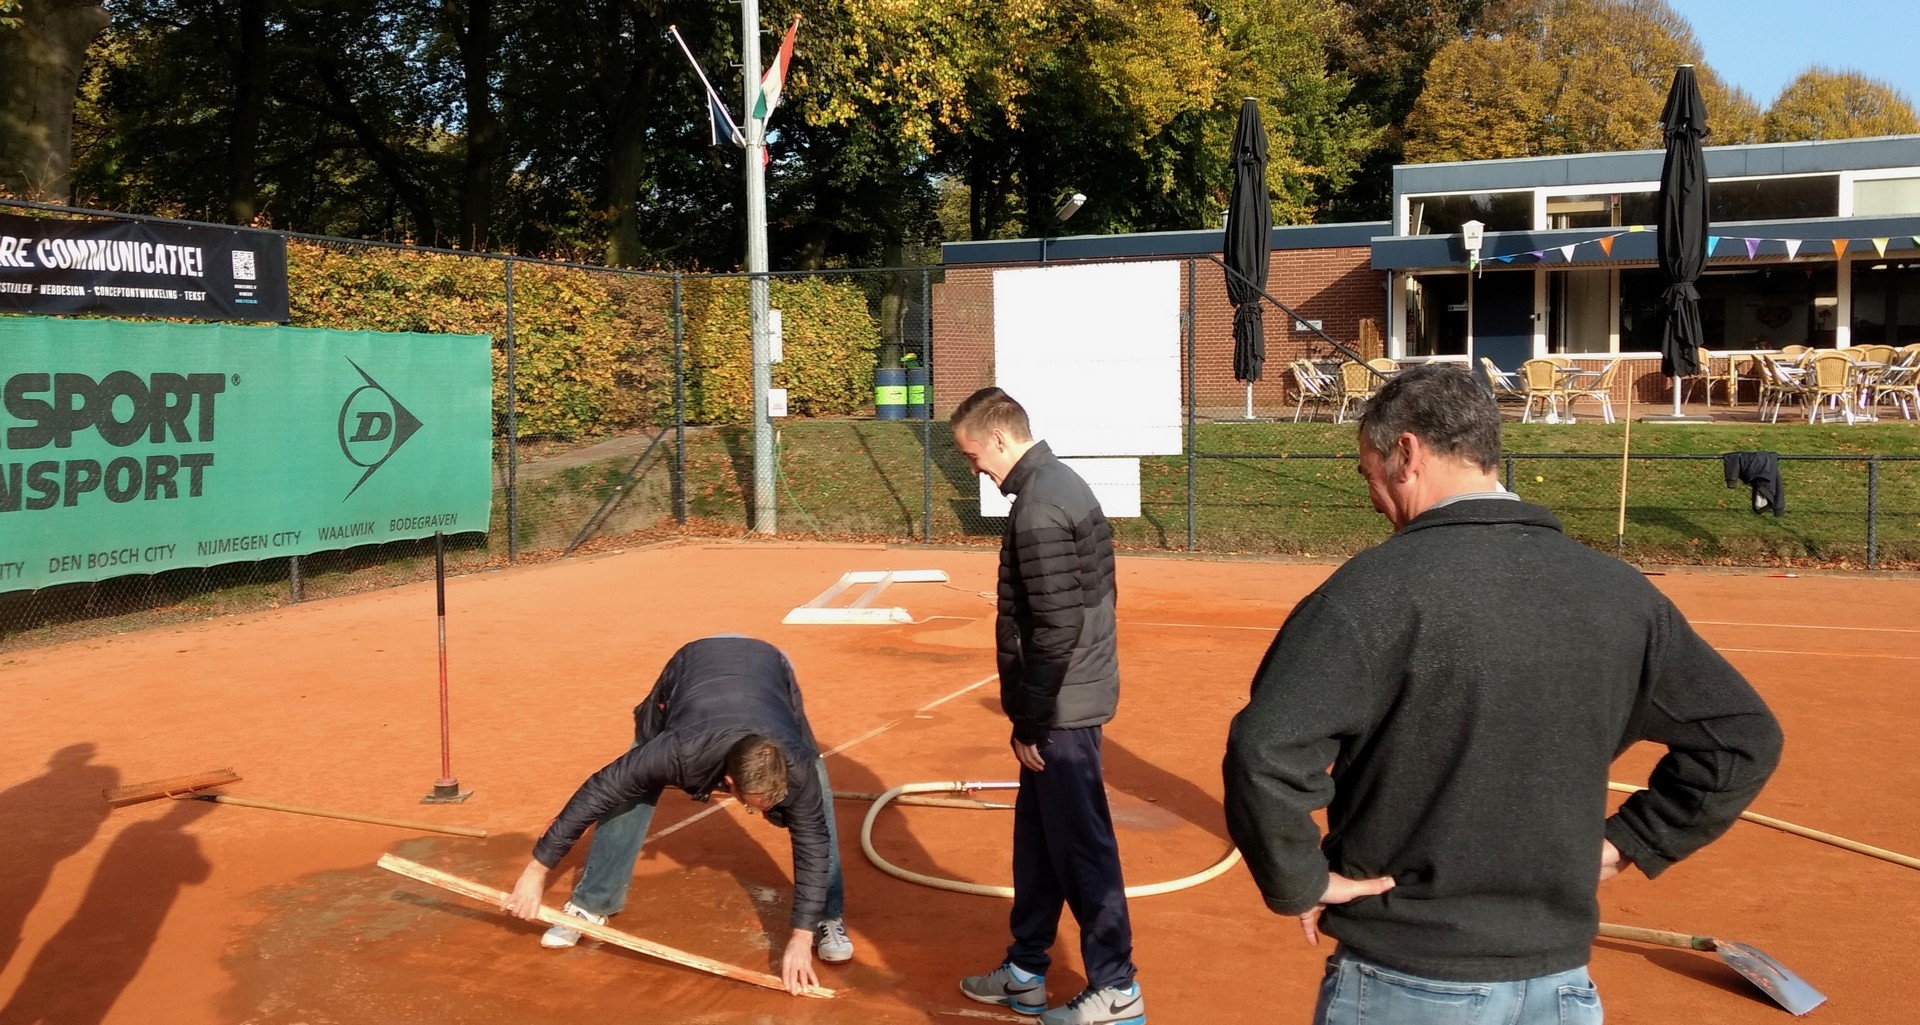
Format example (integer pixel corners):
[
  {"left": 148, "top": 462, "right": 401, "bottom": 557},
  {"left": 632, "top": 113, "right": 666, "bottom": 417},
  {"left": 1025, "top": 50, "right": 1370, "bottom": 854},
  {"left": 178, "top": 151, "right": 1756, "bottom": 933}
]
[{"left": 531, "top": 637, "right": 832, "bottom": 930}]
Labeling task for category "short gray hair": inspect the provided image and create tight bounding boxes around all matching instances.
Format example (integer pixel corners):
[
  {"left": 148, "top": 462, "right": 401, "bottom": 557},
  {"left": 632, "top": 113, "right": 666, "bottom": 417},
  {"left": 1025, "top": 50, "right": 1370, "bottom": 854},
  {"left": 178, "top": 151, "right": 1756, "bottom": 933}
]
[{"left": 1357, "top": 363, "right": 1501, "bottom": 472}]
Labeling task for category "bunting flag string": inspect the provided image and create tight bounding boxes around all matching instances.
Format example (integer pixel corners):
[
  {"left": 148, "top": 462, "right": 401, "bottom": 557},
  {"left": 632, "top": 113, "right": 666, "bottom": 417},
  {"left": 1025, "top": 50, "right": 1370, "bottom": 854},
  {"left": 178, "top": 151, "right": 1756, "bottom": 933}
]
[{"left": 1463, "top": 226, "right": 1920, "bottom": 267}]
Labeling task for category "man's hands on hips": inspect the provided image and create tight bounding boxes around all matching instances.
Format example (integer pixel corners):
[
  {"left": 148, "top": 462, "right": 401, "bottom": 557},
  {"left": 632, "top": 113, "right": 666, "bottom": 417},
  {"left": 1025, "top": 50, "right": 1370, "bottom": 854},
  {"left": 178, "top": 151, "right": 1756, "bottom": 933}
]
[
  {"left": 502, "top": 860, "right": 549, "bottom": 920},
  {"left": 1297, "top": 871, "right": 1396, "bottom": 946},
  {"left": 1599, "top": 838, "right": 1633, "bottom": 882},
  {"left": 781, "top": 927, "right": 820, "bottom": 994},
  {"left": 1011, "top": 734, "right": 1046, "bottom": 772}
]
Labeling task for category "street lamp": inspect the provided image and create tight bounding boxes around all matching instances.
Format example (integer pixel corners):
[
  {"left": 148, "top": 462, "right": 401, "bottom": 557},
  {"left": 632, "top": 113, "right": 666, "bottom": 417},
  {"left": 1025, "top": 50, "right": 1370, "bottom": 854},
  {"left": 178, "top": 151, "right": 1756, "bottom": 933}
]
[
  {"left": 1461, "top": 219, "right": 1484, "bottom": 365},
  {"left": 1041, "top": 191, "right": 1086, "bottom": 263}
]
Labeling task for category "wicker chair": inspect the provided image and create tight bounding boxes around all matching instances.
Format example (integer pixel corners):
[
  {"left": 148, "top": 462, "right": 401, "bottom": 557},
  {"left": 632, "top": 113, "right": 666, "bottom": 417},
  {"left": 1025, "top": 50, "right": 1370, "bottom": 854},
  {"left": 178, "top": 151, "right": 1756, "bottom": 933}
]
[
  {"left": 1335, "top": 362, "right": 1377, "bottom": 423},
  {"left": 1519, "top": 358, "right": 1568, "bottom": 423},
  {"left": 1806, "top": 352, "right": 1859, "bottom": 423},
  {"left": 1480, "top": 357, "right": 1524, "bottom": 403},
  {"left": 1289, "top": 360, "right": 1335, "bottom": 422},
  {"left": 1561, "top": 361, "right": 1621, "bottom": 424},
  {"left": 1869, "top": 352, "right": 1920, "bottom": 420}
]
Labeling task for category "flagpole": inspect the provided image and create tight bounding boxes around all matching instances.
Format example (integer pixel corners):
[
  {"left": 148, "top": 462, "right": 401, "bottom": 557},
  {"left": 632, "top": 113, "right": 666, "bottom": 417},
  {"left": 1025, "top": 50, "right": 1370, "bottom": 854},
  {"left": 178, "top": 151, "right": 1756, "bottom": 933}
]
[{"left": 742, "top": 0, "right": 775, "bottom": 533}]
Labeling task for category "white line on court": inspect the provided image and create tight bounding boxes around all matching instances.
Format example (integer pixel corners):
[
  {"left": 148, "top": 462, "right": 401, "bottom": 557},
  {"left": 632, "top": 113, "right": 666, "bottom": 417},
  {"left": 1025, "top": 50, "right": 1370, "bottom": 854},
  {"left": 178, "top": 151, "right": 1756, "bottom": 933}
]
[
  {"left": 1695, "top": 620, "right": 1920, "bottom": 635},
  {"left": 651, "top": 672, "right": 999, "bottom": 841},
  {"left": 1716, "top": 646, "right": 1920, "bottom": 662}
]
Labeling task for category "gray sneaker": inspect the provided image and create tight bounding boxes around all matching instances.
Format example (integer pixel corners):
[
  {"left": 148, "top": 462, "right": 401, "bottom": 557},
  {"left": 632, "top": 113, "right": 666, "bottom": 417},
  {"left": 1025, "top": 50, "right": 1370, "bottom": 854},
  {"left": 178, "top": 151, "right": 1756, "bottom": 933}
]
[
  {"left": 1040, "top": 981, "right": 1144, "bottom": 1025},
  {"left": 960, "top": 962, "right": 1048, "bottom": 1016},
  {"left": 814, "top": 917, "right": 854, "bottom": 963},
  {"left": 539, "top": 901, "right": 608, "bottom": 949}
]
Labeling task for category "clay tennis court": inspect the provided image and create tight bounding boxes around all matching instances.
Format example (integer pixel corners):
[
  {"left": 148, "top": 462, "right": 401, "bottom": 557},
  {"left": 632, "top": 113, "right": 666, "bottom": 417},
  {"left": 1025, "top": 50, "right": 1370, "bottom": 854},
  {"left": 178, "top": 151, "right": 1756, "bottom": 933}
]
[{"left": 1, "top": 542, "right": 1913, "bottom": 1024}]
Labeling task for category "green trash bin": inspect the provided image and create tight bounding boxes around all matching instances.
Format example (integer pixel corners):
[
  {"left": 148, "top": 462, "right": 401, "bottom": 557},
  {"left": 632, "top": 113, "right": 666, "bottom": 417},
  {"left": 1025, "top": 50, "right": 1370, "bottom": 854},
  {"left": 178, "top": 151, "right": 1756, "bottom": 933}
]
[
  {"left": 905, "top": 366, "right": 930, "bottom": 419},
  {"left": 874, "top": 368, "right": 907, "bottom": 420}
]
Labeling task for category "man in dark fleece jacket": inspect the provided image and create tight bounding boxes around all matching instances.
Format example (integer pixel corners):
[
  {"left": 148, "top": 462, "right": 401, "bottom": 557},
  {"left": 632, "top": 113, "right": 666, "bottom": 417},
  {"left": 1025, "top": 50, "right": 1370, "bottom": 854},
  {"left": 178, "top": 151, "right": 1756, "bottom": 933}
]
[
  {"left": 951, "top": 387, "right": 1143, "bottom": 1025},
  {"left": 501, "top": 635, "right": 851, "bottom": 995},
  {"left": 1223, "top": 364, "right": 1782, "bottom": 1025}
]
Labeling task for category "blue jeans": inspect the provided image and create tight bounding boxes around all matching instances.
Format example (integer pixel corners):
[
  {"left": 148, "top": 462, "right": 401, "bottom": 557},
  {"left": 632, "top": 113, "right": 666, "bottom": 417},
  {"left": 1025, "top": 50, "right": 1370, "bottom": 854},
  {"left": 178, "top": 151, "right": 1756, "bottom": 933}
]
[
  {"left": 567, "top": 753, "right": 846, "bottom": 921},
  {"left": 1313, "top": 948, "right": 1603, "bottom": 1025}
]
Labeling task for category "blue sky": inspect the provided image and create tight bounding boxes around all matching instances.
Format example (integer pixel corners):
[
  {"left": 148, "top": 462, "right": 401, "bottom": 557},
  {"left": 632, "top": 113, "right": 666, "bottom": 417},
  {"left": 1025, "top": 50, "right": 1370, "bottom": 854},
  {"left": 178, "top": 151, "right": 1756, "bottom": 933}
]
[{"left": 1678, "top": 0, "right": 1919, "bottom": 106}]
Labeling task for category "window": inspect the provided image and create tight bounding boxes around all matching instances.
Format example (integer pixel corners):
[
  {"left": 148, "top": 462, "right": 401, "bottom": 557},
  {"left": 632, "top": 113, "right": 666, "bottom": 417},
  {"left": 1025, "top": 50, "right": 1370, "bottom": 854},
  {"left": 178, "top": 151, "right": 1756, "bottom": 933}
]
[
  {"left": 1853, "top": 177, "right": 1920, "bottom": 217},
  {"left": 1851, "top": 261, "right": 1920, "bottom": 345},
  {"left": 1620, "top": 266, "right": 1839, "bottom": 351},
  {"left": 1406, "top": 192, "right": 1532, "bottom": 235},
  {"left": 1547, "top": 192, "right": 1657, "bottom": 229},
  {"left": 1404, "top": 273, "right": 1468, "bottom": 356},
  {"left": 1709, "top": 175, "right": 1838, "bottom": 223}
]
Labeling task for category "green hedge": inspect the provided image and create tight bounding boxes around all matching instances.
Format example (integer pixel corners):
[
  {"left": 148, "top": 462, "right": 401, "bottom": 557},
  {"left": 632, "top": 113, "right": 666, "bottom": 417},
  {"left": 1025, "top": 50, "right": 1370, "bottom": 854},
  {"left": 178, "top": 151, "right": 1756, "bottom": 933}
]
[
  {"left": 681, "top": 275, "right": 880, "bottom": 422},
  {"left": 289, "top": 244, "right": 882, "bottom": 436}
]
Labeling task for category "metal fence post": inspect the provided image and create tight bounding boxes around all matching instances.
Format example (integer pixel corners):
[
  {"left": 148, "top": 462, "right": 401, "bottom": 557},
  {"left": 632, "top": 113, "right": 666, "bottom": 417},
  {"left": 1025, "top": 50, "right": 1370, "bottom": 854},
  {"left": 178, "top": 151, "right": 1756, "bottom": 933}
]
[
  {"left": 289, "top": 556, "right": 302, "bottom": 603},
  {"left": 672, "top": 272, "right": 686, "bottom": 526},
  {"left": 1504, "top": 455, "right": 1514, "bottom": 493},
  {"left": 1867, "top": 455, "right": 1879, "bottom": 570},
  {"left": 505, "top": 257, "right": 518, "bottom": 565},
  {"left": 921, "top": 267, "right": 933, "bottom": 545},
  {"left": 1186, "top": 258, "right": 1197, "bottom": 552}
]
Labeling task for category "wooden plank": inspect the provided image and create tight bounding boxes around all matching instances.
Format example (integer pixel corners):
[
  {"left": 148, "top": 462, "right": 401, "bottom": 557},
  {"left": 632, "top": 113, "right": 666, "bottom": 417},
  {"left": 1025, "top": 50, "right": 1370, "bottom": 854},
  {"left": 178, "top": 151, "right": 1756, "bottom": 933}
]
[
  {"left": 105, "top": 768, "right": 241, "bottom": 804},
  {"left": 376, "top": 854, "right": 834, "bottom": 998}
]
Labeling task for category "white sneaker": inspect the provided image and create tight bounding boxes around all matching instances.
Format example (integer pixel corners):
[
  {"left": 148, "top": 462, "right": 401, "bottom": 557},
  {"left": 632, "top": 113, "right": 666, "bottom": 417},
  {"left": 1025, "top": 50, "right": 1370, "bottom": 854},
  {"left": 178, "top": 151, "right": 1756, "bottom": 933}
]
[
  {"left": 813, "top": 917, "right": 854, "bottom": 963},
  {"left": 540, "top": 901, "right": 608, "bottom": 948}
]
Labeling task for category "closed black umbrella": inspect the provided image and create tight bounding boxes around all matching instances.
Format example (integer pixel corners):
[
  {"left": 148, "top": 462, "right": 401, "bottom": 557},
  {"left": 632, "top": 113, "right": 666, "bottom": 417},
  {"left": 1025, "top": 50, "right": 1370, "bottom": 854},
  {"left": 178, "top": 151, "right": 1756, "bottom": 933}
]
[
  {"left": 1657, "top": 66, "right": 1709, "bottom": 399},
  {"left": 1224, "top": 97, "right": 1270, "bottom": 385}
]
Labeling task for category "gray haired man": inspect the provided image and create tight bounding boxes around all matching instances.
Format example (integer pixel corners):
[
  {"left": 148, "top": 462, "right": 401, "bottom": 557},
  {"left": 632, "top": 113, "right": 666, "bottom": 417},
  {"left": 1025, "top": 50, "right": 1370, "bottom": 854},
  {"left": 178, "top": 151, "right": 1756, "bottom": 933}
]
[{"left": 1223, "top": 363, "right": 1782, "bottom": 1025}]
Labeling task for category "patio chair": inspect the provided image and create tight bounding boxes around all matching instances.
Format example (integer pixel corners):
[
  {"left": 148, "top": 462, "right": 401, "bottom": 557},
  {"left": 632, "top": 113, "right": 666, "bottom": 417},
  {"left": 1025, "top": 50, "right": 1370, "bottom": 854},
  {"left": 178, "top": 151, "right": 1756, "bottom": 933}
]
[
  {"left": 1680, "top": 347, "right": 1717, "bottom": 406},
  {"left": 1757, "top": 355, "right": 1810, "bottom": 423},
  {"left": 1806, "top": 351, "right": 1860, "bottom": 423},
  {"left": 1480, "top": 357, "right": 1524, "bottom": 402},
  {"left": 1869, "top": 355, "right": 1920, "bottom": 420},
  {"left": 1335, "top": 362, "right": 1376, "bottom": 423},
  {"left": 1366, "top": 357, "right": 1399, "bottom": 377},
  {"left": 1519, "top": 358, "right": 1568, "bottom": 423},
  {"left": 1780, "top": 344, "right": 1811, "bottom": 361},
  {"left": 1851, "top": 344, "right": 1897, "bottom": 364},
  {"left": 1562, "top": 360, "right": 1620, "bottom": 424},
  {"left": 1723, "top": 355, "right": 1758, "bottom": 407},
  {"left": 1289, "top": 360, "right": 1335, "bottom": 422}
]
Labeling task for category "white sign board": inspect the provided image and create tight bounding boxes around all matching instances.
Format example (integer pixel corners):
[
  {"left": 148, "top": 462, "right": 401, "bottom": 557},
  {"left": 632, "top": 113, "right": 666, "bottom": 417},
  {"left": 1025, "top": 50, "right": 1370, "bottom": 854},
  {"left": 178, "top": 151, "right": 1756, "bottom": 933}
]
[
  {"left": 978, "top": 458, "right": 1141, "bottom": 519},
  {"left": 768, "top": 387, "right": 788, "bottom": 418},
  {"left": 770, "top": 308, "right": 784, "bottom": 363},
  {"left": 991, "top": 262, "right": 1181, "bottom": 458}
]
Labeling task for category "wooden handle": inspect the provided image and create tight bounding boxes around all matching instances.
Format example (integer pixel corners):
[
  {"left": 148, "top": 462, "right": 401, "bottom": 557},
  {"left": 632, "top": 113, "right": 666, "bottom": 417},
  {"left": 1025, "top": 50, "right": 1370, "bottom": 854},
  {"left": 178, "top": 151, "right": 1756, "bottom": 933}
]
[
  {"left": 1597, "top": 922, "right": 1714, "bottom": 951},
  {"left": 376, "top": 854, "right": 833, "bottom": 998},
  {"left": 198, "top": 795, "right": 487, "bottom": 838},
  {"left": 1608, "top": 781, "right": 1920, "bottom": 870}
]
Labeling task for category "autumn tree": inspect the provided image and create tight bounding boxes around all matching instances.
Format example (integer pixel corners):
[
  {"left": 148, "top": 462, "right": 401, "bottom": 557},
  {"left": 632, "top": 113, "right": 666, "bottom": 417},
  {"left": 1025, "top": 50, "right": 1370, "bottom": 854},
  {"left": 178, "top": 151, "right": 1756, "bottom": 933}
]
[
  {"left": 1402, "top": 0, "right": 1758, "bottom": 163},
  {"left": 1762, "top": 67, "right": 1920, "bottom": 142},
  {"left": 0, "top": 0, "right": 109, "bottom": 199}
]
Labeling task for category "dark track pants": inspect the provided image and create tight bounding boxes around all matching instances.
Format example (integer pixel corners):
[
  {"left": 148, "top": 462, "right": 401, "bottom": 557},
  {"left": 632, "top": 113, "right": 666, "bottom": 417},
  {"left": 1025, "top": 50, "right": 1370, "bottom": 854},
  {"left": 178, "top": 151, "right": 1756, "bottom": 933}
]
[{"left": 1005, "top": 726, "right": 1136, "bottom": 991}]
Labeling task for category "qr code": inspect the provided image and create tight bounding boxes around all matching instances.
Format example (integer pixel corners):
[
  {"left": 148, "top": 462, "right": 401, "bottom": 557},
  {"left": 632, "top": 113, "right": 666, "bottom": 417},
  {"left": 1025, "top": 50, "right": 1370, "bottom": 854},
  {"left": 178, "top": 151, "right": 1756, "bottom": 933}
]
[{"left": 231, "top": 250, "right": 257, "bottom": 281}]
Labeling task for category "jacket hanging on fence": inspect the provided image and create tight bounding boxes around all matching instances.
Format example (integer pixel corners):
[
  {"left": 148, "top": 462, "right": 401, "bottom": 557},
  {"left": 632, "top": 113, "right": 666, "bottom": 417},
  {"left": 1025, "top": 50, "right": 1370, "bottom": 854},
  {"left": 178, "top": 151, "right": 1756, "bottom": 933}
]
[{"left": 1722, "top": 451, "right": 1785, "bottom": 517}]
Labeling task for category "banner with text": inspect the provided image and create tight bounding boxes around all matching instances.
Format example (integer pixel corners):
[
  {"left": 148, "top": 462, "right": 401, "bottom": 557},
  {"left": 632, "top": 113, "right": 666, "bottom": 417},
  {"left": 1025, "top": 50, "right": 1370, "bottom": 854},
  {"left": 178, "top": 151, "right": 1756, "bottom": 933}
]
[
  {"left": 0, "top": 212, "right": 289, "bottom": 321},
  {"left": 1, "top": 317, "right": 492, "bottom": 591}
]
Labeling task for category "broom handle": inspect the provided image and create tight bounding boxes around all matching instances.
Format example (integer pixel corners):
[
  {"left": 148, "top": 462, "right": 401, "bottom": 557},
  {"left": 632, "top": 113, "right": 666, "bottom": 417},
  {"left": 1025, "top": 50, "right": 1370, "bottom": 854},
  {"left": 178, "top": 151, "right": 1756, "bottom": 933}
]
[
  {"left": 196, "top": 795, "right": 486, "bottom": 838},
  {"left": 1598, "top": 922, "right": 1714, "bottom": 951},
  {"left": 1617, "top": 377, "right": 1632, "bottom": 548},
  {"left": 376, "top": 854, "right": 834, "bottom": 998},
  {"left": 1607, "top": 781, "right": 1920, "bottom": 870}
]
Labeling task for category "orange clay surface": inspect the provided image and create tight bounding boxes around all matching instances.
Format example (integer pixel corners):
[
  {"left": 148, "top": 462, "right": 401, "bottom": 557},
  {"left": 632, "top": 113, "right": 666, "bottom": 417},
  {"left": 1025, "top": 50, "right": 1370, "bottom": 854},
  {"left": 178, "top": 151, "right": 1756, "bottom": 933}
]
[{"left": 0, "top": 542, "right": 1915, "bottom": 1024}]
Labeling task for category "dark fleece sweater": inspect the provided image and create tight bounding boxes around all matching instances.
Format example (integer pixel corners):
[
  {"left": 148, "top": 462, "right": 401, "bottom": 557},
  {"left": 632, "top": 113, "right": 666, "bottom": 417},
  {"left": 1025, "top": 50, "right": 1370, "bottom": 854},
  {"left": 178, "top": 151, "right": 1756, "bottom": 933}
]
[{"left": 1223, "top": 499, "right": 1782, "bottom": 982}]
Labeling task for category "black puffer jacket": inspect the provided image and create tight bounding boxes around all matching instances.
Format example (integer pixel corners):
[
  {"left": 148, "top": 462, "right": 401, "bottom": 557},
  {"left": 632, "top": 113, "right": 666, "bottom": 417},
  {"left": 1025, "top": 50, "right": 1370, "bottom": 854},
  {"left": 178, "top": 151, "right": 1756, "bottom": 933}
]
[
  {"left": 530, "top": 636, "right": 833, "bottom": 930},
  {"left": 995, "top": 441, "right": 1120, "bottom": 743}
]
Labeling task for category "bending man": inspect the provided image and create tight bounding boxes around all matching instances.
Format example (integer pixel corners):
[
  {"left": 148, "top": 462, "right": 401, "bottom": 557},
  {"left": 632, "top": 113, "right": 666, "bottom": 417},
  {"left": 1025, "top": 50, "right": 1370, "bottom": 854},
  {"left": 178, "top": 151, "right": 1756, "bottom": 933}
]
[{"left": 502, "top": 635, "right": 852, "bottom": 994}]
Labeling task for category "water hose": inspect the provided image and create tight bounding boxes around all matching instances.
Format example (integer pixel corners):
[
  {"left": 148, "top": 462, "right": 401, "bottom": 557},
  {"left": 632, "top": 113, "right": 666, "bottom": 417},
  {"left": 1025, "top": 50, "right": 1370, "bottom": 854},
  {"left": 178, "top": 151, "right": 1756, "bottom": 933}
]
[{"left": 854, "top": 781, "right": 1243, "bottom": 898}]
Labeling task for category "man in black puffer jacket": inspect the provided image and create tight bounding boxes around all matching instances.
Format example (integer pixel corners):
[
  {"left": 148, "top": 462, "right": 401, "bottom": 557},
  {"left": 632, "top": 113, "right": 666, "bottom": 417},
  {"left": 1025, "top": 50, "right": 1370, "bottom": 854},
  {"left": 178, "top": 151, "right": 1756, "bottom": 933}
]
[
  {"left": 951, "top": 387, "right": 1143, "bottom": 1025},
  {"left": 501, "top": 635, "right": 851, "bottom": 995}
]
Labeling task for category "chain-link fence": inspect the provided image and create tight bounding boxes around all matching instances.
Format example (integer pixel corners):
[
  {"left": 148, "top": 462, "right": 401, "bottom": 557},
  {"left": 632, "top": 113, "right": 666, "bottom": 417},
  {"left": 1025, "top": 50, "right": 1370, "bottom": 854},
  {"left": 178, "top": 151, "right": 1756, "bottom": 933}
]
[{"left": 4, "top": 212, "right": 1916, "bottom": 649}]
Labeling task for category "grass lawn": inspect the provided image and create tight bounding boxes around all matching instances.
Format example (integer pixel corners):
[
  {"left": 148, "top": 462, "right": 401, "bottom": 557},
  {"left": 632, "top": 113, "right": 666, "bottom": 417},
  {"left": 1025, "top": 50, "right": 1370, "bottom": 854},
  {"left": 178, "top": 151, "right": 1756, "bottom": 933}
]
[{"left": 541, "top": 418, "right": 1920, "bottom": 568}]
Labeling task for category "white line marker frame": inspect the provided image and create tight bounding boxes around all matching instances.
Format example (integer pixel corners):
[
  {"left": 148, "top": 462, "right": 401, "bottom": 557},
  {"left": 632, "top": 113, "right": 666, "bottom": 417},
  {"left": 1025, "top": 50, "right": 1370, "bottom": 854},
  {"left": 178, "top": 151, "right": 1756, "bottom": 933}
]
[{"left": 783, "top": 569, "right": 949, "bottom": 625}]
